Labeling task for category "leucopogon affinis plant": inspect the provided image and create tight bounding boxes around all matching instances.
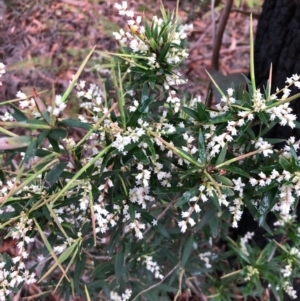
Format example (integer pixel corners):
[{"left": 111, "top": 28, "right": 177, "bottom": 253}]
[{"left": 1, "top": 2, "right": 300, "bottom": 300}]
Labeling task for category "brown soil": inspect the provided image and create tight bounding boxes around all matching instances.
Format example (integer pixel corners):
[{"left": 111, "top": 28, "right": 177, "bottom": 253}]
[{"left": 0, "top": 0, "right": 261, "bottom": 103}]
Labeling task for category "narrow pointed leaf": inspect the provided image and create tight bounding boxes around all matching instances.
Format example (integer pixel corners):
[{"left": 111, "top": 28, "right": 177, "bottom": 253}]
[
  {"left": 181, "top": 234, "right": 194, "bottom": 267},
  {"left": 0, "top": 136, "right": 31, "bottom": 150}
]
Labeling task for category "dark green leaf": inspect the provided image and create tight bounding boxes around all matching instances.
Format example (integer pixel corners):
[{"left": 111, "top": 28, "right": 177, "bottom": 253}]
[
  {"left": 44, "top": 161, "right": 68, "bottom": 188},
  {"left": 141, "top": 83, "right": 149, "bottom": 103},
  {"left": 279, "top": 157, "right": 291, "bottom": 171},
  {"left": 142, "top": 135, "right": 156, "bottom": 160},
  {"left": 208, "top": 217, "right": 218, "bottom": 238},
  {"left": 26, "top": 119, "right": 49, "bottom": 125},
  {"left": 227, "top": 237, "right": 251, "bottom": 264},
  {"left": 157, "top": 43, "right": 171, "bottom": 63},
  {"left": 197, "top": 102, "right": 209, "bottom": 122},
  {"left": 9, "top": 104, "right": 28, "bottom": 121},
  {"left": 58, "top": 119, "right": 92, "bottom": 130},
  {"left": 48, "top": 138, "right": 60, "bottom": 153},
  {"left": 175, "top": 186, "right": 199, "bottom": 207},
  {"left": 181, "top": 234, "right": 194, "bottom": 267},
  {"left": 265, "top": 138, "right": 286, "bottom": 144},
  {"left": 127, "top": 97, "right": 152, "bottom": 127},
  {"left": 208, "top": 113, "right": 234, "bottom": 124},
  {"left": 198, "top": 128, "right": 206, "bottom": 165},
  {"left": 132, "top": 148, "right": 149, "bottom": 165},
  {"left": 37, "top": 131, "right": 49, "bottom": 146},
  {"left": 73, "top": 254, "right": 86, "bottom": 293},
  {"left": 48, "top": 129, "right": 68, "bottom": 140},
  {"left": 257, "top": 112, "right": 269, "bottom": 127},
  {"left": 115, "top": 251, "right": 124, "bottom": 285},
  {"left": 289, "top": 143, "right": 300, "bottom": 170},
  {"left": 215, "top": 144, "right": 227, "bottom": 166},
  {"left": 182, "top": 107, "right": 199, "bottom": 121},
  {"left": 212, "top": 175, "right": 233, "bottom": 186},
  {"left": 196, "top": 206, "right": 216, "bottom": 231},
  {"left": 154, "top": 222, "right": 172, "bottom": 240},
  {"left": 223, "top": 165, "right": 250, "bottom": 178},
  {"left": 260, "top": 121, "right": 277, "bottom": 136},
  {"left": 24, "top": 138, "right": 38, "bottom": 164}
]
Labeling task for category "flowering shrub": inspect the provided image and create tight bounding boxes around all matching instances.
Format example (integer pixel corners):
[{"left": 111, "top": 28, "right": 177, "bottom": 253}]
[{"left": 1, "top": 2, "right": 300, "bottom": 301}]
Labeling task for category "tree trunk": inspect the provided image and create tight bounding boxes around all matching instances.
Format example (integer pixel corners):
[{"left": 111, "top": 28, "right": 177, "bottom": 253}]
[
  {"left": 254, "top": 3, "right": 300, "bottom": 299},
  {"left": 254, "top": 0, "right": 300, "bottom": 140}
]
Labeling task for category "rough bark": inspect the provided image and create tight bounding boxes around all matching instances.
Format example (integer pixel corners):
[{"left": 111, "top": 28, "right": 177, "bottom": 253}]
[{"left": 254, "top": 0, "right": 300, "bottom": 140}]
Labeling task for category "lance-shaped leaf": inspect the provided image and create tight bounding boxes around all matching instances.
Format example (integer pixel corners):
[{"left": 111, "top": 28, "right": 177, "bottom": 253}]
[
  {"left": 0, "top": 136, "right": 32, "bottom": 150},
  {"left": 61, "top": 46, "right": 96, "bottom": 103}
]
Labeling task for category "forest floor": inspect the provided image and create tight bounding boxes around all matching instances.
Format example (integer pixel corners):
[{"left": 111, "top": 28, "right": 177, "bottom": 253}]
[{"left": 0, "top": 0, "right": 262, "bottom": 105}]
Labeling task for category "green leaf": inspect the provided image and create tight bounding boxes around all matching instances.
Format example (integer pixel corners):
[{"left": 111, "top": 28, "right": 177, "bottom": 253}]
[
  {"left": 0, "top": 136, "right": 32, "bottom": 150},
  {"left": 132, "top": 148, "right": 149, "bottom": 165},
  {"left": 198, "top": 128, "right": 206, "bottom": 165},
  {"left": 196, "top": 206, "right": 216, "bottom": 231},
  {"left": 44, "top": 161, "right": 69, "bottom": 188},
  {"left": 127, "top": 97, "right": 152, "bottom": 127},
  {"left": 208, "top": 113, "right": 234, "bottom": 124},
  {"left": 208, "top": 217, "right": 218, "bottom": 238},
  {"left": 154, "top": 222, "right": 172, "bottom": 240},
  {"left": 227, "top": 237, "right": 251, "bottom": 264},
  {"left": 61, "top": 46, "right": 96, "bottom": 103},
  {"left": 222, "top": 165, "right": 250, "bottom": 178},
  {"left": 58, "top": 119, "right": 92, "bottom": 130},
  {"left": 257, "top": 112, "right": 269, "bottom": 127},
  {"left": 157, "top": 43, "right": 171, "bottom": 63},
  {"left": 260, "top": 121, "right": 277, "bottom": 136},
  {"left": 175, "top": 186, "right": 199, "bottom": 207},
  {"left": 215, "top": 144, "right": 227, "bottom": 166},
  {"left": 197, "top": 102, "right": 209, "bottom": 122},
  {"left": 279, "top": 156, "right": 291, "bottom": 171},
  {"left": 115, "top": 251, "right": 124, "bottom": 285},
  {"left": 181, "top": 234, "right": 194, "bottom": 267},
  {"left": 212, "top": 175, "right": 233, "bottom": 186},
  {"left": 142, "top": 135, "right": 156, "bottom": 160},
  {"left": 37, "top": 130, "right": 49, "bottom": 146},
  {"left": 210, "top": 190, "right": 221, "bottom": 211},
  {"left": 9, "top": 104, "right": 28, "bottom": 121},
  {"left": 24, "top": 138, "right": 38, "bottom": 164},
  {"left": 26, "top": 119, "right": 48, "bottom": 125},
  {"left": 265, "top": 138, "right": 286, "bottom": 144},
  {"left": 48, "top": 138, "right": 60, "bottom": 153},
  {"left": 289, "top": 143, "right": 300, "bottom": 170},
  {"left": 74, "top": 254, "right": 86, "bottom": 293},
  {"left": 182, "top": 107, "right": 199, "bottom": 121},
  {"left": 48, "top": 129, "right": 68, "bottom": 140}
]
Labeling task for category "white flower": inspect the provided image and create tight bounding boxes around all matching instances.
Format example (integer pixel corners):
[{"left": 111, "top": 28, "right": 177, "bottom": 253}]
[
  {"left": 178, "top": 220, "right": 187, "bottom": 233},
  {"left": 249, "top": 178, "right": 258, "bottom": 186}
]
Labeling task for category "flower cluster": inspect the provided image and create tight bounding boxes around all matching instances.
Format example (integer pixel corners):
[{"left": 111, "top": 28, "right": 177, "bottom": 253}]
[
  {"left": 240, "top": 232, "right": 254, "bottom": 256},
  {"left": 199, "top": 251, "right": 214, "bottom": 269},
  {"left": 47, "top": 95, "right": 66, "bottom": 117},
  {"left": 0, "top": 260, "right": 36, "bottom": 301},
  {"left": 0, "top": 213, "right": 37, "bottom": 300},
  {"left": 249, "top": 159, "right": 300, "bottom": 216},
  {"left": 110, "top": 289, "right": 132, "bottom": 301},
  {"left": 113, "top": 1, "right": 192, "bottom": 113},
  {"left": 139, "top": 255, "right": 164, "bottom": 279}
]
